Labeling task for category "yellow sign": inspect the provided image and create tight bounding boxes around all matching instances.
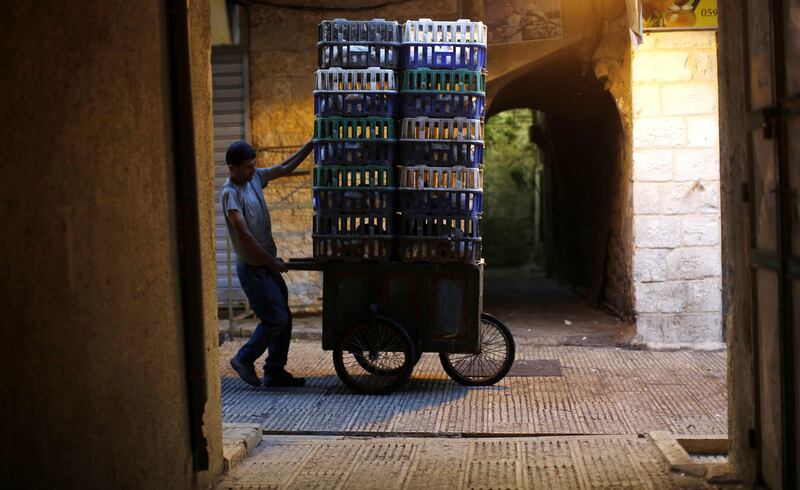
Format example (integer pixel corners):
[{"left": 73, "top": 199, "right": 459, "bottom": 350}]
[{"left": 643, "top": 0, "right": 718, "bottom": 30}]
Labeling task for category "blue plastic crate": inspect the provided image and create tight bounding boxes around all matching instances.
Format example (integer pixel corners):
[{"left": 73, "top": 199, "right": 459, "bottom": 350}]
[
  {"left": 314, "top": 140, "right": 396, "bottom": 166},
  {"left": 397, "top": 189, "right": 482, "bottom": 215},
  {"left": 397, "top": 214, "right": 481, "bottom": 263},
  {"left": 399, "top": 140, "right": 483, "bottom": 167},
  {"left": 314, "top": 188, "right": 395, "bottom": 214},
  {"left": 313, "top": 211, "right": 394, "bottom": 262},
  {"left": 402, "top": 43, "right": 486, "bottom": 70},
  {"left": 319, "top": 43, "right": 401, "bottom": 69},
  {"left": 315, "top": 92, "right": 398, "bottom": 117},
  {"left": 401, "top": 92, "right": 485, "bottom": 119}
]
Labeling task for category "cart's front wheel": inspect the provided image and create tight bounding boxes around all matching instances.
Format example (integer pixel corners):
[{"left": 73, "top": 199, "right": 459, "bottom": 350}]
[
  {"left": 334, "top": 318, "right": 415, "bottom": 395},
  {"left": 440, "top": 313, "right": 515, "bottom": 386}
]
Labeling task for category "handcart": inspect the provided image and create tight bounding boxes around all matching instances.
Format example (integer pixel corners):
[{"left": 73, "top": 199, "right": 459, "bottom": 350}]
[{"left": 287, "top": 258, "right": 515, "bottom": 394}]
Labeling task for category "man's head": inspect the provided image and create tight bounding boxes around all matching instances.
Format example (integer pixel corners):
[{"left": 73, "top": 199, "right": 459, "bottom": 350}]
[{"left": 226, "top": 141, "right": 257, "bottom": 184}]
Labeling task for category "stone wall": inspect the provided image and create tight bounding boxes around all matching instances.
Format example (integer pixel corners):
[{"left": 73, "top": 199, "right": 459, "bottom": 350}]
[
  {"left": 631, "top": 31, "right": 723, "bottom": 347},
  {"left": 248, "top": 1, "right": 457, "bottom": 309},
  {"left": 0, "top": 0, "right": 223, "bottom": 486}
]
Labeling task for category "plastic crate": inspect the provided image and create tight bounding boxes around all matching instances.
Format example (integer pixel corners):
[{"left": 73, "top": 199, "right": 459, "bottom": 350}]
[
  {"left": 397, "top": 214, "right": 481, "bottom": 263},
  {"left": 403, "top": 19, "right": 487, "bottom": 45},
  {"left": 315, "top": 92, "right": 398, "bottom": 117},
  {"left": 313, "top": 236, "right": 393, "bottom": 262},
  {"left": 313, "top": 212, "right": 393, "bottom": 262},
  {"left": 399, "top": 140, "right": 483, "bottom": 167},
  {"left": 319, "top": 44, "right": 401, "bottom": 69},
  {"left": 319, "top": 19, "right": 401, "bottom": 44},
  {"left": 402, "top": 68, "right": 485, "bottom": 92},
  {"left": 313, "top": 165, "right": 394, "bottom": 188},
  {"left": 398, "top": 165, "right": 482, "bottom": 190},
  {"left": 397, "top": 189, "right": 482, "bottom": 215},
  {"left": 314, "top": 116, "right": 396, "bottom": 141},
  {"left": 316, "top": 67, "right": 398, "bottom": 91},
  {"left": 402, "top": 43, "right": 486, "bottom": 70},
  {"left": 314, "top": 140, "right": 396, "bottom": 166},
  {"left": 401, "top": 92, "right": 484, "bottom": 119},
  {"left": 318, "top": 19, "right": 401, "bottom": 69},
  {"left": 315, "top": 68, "right": 399, "bottom": 117},
  {"left": 314, "top": 188, "right": 394, "bottom": 214},
  {"left": 400, "top": 117, "right": 483, "bottom": 141}
]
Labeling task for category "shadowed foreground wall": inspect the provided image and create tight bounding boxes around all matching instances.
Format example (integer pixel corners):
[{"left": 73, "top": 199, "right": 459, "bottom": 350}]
[{"left": 0, "top": 1, "right": 222, "bottom": 487}]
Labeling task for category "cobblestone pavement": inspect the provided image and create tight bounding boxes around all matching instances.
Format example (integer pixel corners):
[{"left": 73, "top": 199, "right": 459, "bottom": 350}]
[
  {"left": 215, "top": 434, "right": 720, "bottom": 489},
  {"left": 220, "top": 339, "right": 727, "bottom": 436}
]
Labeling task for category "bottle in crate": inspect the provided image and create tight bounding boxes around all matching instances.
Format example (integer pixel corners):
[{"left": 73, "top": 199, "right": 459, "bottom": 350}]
[
  {"left": 313, "top": 116, "right": 397, "bottom": 166},
  {"left": 312, "top": 165, "right": 395, "bottom": 262},
  {"left": 315, "top": 67, "right": 398, "bottom": 118},
  {"left": 402, "top": 19, "right": 487, "bottom": 71},
  {"left": 399, "top": 116, "right": 484, "bottom": 168},
  {"left": 318, "top": 19, "right": 402, "bottom": 69},
  {"left": 397, "top": 214, "right": 482, "bottom": 263},
  {"left": 401, "top": 68, "right": 486, "bottom": 120},
  {"left": 396, "top": 165, "right": 483, "bottom": 216}
]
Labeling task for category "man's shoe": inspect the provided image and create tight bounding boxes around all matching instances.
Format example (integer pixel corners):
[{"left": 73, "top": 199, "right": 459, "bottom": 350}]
[
  {"left": 263, "top": 369, "right": 306, "bottom": 387},
  {"left": 230, "top": 357, "right": 261, "bottom": 387}
]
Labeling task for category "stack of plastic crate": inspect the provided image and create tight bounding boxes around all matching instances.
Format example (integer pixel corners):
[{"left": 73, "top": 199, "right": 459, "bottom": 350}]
[
  {"left": 313, "top": 19, "right": 401, "bottom": 261},
  {"left": 398, "top": 19, "right": 487, "bottom": 263}
]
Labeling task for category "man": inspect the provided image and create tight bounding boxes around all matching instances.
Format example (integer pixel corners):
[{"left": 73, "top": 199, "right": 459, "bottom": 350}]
[{"left": 222, "top": 140, "right": 313, "bottom": 388}]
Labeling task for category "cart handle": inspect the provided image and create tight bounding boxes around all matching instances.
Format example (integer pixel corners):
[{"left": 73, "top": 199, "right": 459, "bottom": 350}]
[{"left": 285, "top": 257, "right": 325, "bottom": 271}]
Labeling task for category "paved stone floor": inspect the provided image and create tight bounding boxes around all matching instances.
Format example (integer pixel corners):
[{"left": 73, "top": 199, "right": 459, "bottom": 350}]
[
  {"left": 215, "top": 435, "right": 702, "bottom": 489},
  {"left": 220, "top": 340, "right": 726, "bottom": 436},
  {"left": 217, "top": 283, "right": 728, "bottom": 488}
]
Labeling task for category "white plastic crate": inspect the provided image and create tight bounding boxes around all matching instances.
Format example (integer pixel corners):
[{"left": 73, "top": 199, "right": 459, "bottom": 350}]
[
  {"left": 403, "top": 19, "right": 487, "bottom": 45},
  {"left": 398, "top": 166, "right": 482, "bottom": 190},
  {"left": 400, "top": 117, "right": 483, "bottom": 141},
  {"left": 314, "top": 67, "right": 397, "bottom": 92}
]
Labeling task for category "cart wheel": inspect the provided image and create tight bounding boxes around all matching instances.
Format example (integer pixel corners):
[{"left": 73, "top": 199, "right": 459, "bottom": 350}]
[
  {"left": 333, "top": 317, "right": 415, "bottom": 394},
  {"left": 355, "top": 350, "right": 422, "bottom": 376},
  {"left": 439, "top": 313, "right": 515, "bottom": 386}
]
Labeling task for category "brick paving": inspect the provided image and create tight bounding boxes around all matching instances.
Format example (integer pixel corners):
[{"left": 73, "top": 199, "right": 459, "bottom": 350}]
[{"left": 220, "top": 338, "right": 727, "bottom": 436}]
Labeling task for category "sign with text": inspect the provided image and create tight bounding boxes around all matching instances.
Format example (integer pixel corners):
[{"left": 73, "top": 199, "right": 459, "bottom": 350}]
[{"left": 643, "top": 0, "right": 718, "bottom": 30}]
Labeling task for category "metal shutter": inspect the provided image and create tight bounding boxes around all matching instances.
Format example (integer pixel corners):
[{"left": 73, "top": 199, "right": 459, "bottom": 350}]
[{"left": 212, "top": 47, "right": 249, "bottom": 308}]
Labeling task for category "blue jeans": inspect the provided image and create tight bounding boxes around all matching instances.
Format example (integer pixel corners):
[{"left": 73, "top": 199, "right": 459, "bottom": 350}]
[{"left": 234, "top": 263, "right": 292, "bottom": 372}]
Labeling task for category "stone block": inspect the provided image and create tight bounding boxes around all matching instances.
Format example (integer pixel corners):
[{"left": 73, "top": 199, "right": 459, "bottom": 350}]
[
  {"left": 633, "top": 248, "right": 668, "bottom": 282},
  {"left": 666, "top": 247, "right": 721, "bottom": 280},
  {"left": 689, "top": 51, "right": 718, "bottom": 81},
  {"left": 632, "top": 51, "right": 693, "bottom": 83},
  {"left": 660, "top": 181, "right": 702, "bottom": 215},
  {"left": 636, "top": 313, "right": 665, "bottom": 343},
  {"left": 633, "top": 182, "right": 662, "bottom": 214},
  {"left": 654, "top": 31, "right": 716, "bottom": 49},
  {"left": 660, "top": 313, "right": 722, "bottom": 343},
  {"left": 683, "top": 278, "right": 723, "bottom": 312},
  {"left": 687, "top": 116, "right": 719, "bottom": 147},
  {"left": 633, "top": 117, "right": 687, "bottom": 148},
  {"left": 673, "top": 148, "right": 720, "bottom": 181},
  {"left": 633, "top": 149, "right": 673, "bottom": 181},
  {"left": 681, "top": 215, "right": 720, "bottom": 246},
  {"left": 633, "top": 84, "right": 662, "bottom": 117},
  {"left": 699, "top": 180, "right": 721, "bottom": 213},
  {"left": 635, "top": 281, "right": 684, "bottom": 313},
  {"left": 634, "top": 215, "right": 681, "bottom": 248},
  {"left": 661, "top": 84, "right": 718, "bottom": 116}
]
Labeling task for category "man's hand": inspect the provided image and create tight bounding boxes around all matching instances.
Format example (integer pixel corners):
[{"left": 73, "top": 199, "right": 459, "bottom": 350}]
[
  {"left": 267, "top": 256, "right": 288, "bottom": 274},
  {"left": 260, "top": 139, "right": 313, "bottom": 182}
]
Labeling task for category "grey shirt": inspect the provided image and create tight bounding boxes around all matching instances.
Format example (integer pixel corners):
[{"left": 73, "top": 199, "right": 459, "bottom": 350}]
[{"left": 221, "top": 168, "right": 278, "bottom": 263}]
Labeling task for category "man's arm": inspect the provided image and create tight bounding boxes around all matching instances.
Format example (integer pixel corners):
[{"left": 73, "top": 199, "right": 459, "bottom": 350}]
[
  {"left": 259, "top": 140, "right": 313, "bottom": 184},
  {"left": 227, "top": 210, "right": 288, "bottom": 273}
]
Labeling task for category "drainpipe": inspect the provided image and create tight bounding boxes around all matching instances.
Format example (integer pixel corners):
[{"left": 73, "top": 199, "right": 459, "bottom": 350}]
[{"left": 165, "top": 0, "right": 209, "bottom": 472}]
